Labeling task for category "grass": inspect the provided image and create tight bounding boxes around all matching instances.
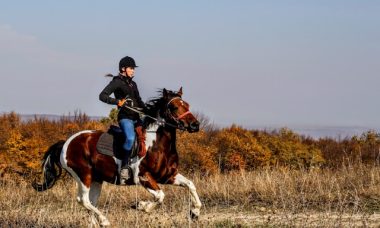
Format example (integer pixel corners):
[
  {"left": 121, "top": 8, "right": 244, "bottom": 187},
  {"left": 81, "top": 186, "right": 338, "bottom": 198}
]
[{"left": 1, "top": 163, "right": 380, "bottom": 227}]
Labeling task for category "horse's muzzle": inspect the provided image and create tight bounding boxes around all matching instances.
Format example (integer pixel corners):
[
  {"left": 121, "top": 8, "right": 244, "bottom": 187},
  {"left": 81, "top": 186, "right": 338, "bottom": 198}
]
[{"left": 188, "top": 121, "right": 200, "bottom": 133}]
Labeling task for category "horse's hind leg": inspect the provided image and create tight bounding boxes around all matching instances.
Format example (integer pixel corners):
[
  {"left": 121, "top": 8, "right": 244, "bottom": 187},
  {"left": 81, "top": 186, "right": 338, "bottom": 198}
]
[
  {"left": 172, "top": 173, "right": 202, "bottom": 219},
  {"left": 76, "top": 180, "right": 110, "bottom": 226},
  {"left": 89, "top": 181, "right": 103, "bottom": 206},
  {"left": 138, "top": 172, "right": 165, "bottom": 213}
]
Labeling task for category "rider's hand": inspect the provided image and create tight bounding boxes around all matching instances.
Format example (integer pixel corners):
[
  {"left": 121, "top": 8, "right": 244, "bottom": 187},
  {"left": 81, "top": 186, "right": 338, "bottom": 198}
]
[{"left": 117, "top": 99, "right": 126, "bottom": 107}]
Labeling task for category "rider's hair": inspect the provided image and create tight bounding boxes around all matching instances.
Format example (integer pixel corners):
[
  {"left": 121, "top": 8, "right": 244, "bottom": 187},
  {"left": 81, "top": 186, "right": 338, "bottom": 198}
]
[{"left": 104, "top": 73, "right": 113, "bottom": 77}]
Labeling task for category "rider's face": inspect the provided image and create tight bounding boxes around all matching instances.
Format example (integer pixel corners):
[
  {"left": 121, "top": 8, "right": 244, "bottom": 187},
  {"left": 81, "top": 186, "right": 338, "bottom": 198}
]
[{"left": 125, "top": 67, "right": 135, "bottom": 78}]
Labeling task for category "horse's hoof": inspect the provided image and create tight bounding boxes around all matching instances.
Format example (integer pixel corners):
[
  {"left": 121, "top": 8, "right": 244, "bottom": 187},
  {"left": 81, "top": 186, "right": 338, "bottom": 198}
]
[
  {"left": 99, "top": 218, "right": 110, "bottom": 226},
  {"left": 137, "top": 201, "right": 156, "bottom": 213},
  {"left": 190, "top": 209, "right": 200, "bottom": 220},
  {"left": 137, "top": 201, "right": 147, "bottom": 211}
]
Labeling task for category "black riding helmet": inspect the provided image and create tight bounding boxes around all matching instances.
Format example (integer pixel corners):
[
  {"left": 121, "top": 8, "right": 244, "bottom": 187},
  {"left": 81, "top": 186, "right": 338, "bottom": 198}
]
[{"left": 119, "top": 56, "right": 138, "bottom": 72}]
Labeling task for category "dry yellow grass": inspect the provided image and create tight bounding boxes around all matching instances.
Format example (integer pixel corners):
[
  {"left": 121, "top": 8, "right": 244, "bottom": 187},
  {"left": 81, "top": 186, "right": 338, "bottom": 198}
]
[{"left": 1, "top": 164, "right": 380, "bottom": 227}]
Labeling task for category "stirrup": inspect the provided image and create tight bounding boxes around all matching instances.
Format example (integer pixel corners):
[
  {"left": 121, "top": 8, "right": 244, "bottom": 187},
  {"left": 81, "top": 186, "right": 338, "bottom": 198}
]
[{"left": 120, "top": 167, "right": 131, "bottom": 184}]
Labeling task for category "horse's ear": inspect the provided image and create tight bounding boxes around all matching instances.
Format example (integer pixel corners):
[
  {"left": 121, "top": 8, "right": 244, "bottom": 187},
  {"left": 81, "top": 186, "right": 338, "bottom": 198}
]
[
  {"left": 178, "top": 87, "right": 183, "bottom": 97},
  {"left": 163, "top": 88, "right": 168, "bottom": 99}
]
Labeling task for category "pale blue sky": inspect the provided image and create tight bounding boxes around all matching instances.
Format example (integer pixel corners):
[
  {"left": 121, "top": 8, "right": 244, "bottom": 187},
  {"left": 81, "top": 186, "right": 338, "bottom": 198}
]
[{"left": 0, "top": 1, "right": 379, "bottom": 127}]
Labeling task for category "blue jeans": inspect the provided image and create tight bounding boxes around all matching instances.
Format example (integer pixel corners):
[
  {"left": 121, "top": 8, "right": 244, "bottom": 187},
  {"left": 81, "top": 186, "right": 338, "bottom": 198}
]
[{"left": 119, "top": 119, "right": 136, "bottom": 153}]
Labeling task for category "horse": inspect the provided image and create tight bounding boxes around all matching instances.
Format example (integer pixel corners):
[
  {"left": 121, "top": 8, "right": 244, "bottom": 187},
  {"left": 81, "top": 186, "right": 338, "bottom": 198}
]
[{"left": 32, "top": 87, "right": 202, "bottom": 226}]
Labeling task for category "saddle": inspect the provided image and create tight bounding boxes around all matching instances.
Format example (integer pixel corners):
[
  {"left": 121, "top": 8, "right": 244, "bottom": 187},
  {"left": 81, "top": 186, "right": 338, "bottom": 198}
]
[{"left": 96, "top": 125, "right": 146, "bottom": 160}]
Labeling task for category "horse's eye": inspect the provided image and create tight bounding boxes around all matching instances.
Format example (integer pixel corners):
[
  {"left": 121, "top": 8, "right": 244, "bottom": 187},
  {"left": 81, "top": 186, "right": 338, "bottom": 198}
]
[{"left": 170, "top": 106, "right": 178, "bottom": 112}]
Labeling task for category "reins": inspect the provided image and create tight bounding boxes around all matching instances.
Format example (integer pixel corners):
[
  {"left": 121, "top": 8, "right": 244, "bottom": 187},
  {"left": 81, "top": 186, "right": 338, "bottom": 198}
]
[{"left": 121, "top": 101, "right": 186, "bottom": 130}]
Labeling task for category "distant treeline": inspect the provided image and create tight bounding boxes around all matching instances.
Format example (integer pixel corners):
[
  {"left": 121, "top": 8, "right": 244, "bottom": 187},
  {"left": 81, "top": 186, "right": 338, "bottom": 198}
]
[{"left": 0, "top": 112, "right": 379, "bottom": 176}]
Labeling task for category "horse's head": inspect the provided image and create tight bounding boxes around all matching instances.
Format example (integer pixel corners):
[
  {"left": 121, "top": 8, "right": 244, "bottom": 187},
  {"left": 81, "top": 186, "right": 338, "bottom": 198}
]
[{"left": 162, "top": 87, "right": 200, "bottom": 133}]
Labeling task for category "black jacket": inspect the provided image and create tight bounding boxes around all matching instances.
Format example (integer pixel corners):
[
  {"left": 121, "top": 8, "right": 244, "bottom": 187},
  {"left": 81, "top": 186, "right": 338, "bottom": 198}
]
[{"left": 99, "top": 74, "right": 146, "bottom": 121}]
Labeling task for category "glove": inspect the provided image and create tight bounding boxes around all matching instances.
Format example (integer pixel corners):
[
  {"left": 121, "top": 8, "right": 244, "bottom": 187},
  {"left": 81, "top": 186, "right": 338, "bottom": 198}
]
[
  {"left": 125, "top": 99, "right": 134, "bottom": 107},
  {"left": 117, "top": 99, "right": 126, "bottom": 107}
]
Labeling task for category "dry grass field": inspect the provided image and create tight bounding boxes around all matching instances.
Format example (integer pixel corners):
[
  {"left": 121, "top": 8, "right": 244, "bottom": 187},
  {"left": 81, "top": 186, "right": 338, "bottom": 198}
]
[{"left": 1, "top": 163, "right": 380, "bottom": 227}]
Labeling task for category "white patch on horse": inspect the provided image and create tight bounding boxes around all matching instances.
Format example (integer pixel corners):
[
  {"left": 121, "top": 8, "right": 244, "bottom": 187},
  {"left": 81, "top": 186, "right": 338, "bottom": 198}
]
[
  {"left": 130, "top": 156, "right": 145, "bottom": 185},
  {"left": 145, "top": 124, "right": 158, "bottom": 151},
  {"left": 122, "top": 124, "right": 157, "bottom": 185}
]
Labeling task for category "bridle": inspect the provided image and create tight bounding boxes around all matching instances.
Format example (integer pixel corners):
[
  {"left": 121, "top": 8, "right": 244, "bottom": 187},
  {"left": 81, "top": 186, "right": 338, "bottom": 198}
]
[
  {"left": 122, "top": 96, "right": 193, "bottom": 130},
  {"left": 165, "top": 97, "right": 192, "bottom": 127}
]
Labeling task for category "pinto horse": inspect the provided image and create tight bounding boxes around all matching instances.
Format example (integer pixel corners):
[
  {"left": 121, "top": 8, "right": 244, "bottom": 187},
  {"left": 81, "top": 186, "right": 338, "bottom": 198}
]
[{"left": 32, "top": 87, "right": 202, "bottom": 226}]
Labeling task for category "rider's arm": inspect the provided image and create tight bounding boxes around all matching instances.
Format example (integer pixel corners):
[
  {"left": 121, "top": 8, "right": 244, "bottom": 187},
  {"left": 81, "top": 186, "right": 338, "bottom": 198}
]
[
  {"left": 99, "top": 79, "right": 119, "bottom": 105},
  {"left": 133, "top": 82, "right": 146, "bottom": 110}
]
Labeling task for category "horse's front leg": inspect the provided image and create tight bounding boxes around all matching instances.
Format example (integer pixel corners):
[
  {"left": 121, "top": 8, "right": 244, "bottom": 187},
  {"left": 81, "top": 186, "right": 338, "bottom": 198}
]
[
  {"left": 173, "top": 173, "right": 202, "bottom": 219},
  {"left": 138, "top": 172, "right": 165, "bottom": 213}
]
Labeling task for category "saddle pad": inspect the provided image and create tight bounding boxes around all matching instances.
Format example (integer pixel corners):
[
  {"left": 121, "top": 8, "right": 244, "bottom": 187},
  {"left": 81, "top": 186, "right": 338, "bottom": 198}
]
[
  {"left": 96, "top": 132, "right": 115, "bottom": 157},
  {"left": 96, "top": 131, "right": 138, "bottom": 159}
]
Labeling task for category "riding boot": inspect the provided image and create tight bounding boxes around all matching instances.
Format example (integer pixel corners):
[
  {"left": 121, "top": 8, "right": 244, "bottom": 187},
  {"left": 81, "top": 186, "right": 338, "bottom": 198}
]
[{"left": 120, "top": 151, "right": 131, "bottom": 185}]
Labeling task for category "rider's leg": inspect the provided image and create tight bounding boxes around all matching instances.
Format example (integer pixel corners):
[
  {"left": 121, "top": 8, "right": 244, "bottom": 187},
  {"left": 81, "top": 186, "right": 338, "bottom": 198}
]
[{"left": 119, "top": 118, "right": 136, "bottom": 182}]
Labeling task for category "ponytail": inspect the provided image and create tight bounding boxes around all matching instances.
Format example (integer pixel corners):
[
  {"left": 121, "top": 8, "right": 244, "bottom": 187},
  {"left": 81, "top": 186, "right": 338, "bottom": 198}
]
[{"left": 104, "top": 73, "right": 114, "bottom": 77}]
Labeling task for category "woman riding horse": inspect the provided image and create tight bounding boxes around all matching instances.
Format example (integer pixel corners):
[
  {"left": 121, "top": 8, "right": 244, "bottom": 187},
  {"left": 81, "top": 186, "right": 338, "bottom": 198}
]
[
  {"left": 99, "top": 56, "right": 146, "bottom": 184},
  {"left": 33, "top": 87, "right": 201, "bottom": 226}
]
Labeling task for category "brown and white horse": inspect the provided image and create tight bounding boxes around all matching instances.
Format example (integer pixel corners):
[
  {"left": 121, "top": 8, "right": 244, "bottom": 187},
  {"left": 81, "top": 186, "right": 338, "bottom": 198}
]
[{"left": 32, "top": 87, "right": 202, "bottom": 226}]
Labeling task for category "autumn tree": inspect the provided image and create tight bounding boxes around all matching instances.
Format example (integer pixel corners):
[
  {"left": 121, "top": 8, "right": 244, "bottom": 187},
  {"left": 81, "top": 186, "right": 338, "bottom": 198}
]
[{"left": 213, "top": 125, "right": 272, "bottom": 171}]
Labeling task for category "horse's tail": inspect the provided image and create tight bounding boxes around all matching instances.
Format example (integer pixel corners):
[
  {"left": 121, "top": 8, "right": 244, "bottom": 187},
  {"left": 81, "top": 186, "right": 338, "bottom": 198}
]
[{"left": 32, "top": 140, "right": 66, "bottom": 192}]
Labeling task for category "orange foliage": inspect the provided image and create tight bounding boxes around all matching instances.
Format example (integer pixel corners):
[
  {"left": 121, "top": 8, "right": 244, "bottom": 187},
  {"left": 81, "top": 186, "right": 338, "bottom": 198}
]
[
  {"left": 213, "top": 125, "right": 272, "bottom": 170},
  {"left": 1, "top": 112, "right": 379, "bottom": 175},
  {"left": 0, "top": 112, "right": 104, "bottom": 173},
  {"left": 177, "top": 130, "right": 219, "bottom": 174}
]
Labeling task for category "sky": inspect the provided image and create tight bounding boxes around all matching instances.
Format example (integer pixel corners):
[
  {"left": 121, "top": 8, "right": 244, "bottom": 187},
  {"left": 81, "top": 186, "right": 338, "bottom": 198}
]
[{"left": 0, "top": 1, "right": 379, "bottom": 128}]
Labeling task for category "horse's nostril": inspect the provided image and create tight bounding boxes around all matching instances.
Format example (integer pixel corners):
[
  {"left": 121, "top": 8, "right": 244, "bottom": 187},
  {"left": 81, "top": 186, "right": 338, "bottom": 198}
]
[{"left": 190, "top": 121, "right": 200, "bottom": 131}]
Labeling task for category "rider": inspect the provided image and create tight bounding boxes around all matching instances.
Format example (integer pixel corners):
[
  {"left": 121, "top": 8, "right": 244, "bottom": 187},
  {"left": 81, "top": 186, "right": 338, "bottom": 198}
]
[{"left": 99, "top": 56, "right": 146, "bottom": 184}]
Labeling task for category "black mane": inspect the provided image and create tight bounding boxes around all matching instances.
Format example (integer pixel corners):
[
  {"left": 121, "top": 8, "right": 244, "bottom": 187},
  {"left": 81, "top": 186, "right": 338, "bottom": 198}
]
[{"left": 143, "top": 89, "right": 179, "bottom": 128}]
